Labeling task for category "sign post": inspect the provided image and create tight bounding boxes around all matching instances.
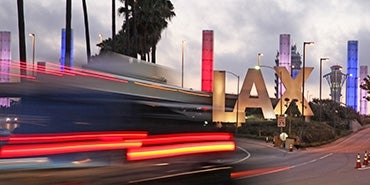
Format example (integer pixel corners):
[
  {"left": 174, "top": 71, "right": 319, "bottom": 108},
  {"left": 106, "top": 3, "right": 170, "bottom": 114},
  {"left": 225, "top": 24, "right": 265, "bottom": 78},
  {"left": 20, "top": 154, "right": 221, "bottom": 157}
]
[{"left": 277, "top": 115, "right": 286, "bottom": 127}]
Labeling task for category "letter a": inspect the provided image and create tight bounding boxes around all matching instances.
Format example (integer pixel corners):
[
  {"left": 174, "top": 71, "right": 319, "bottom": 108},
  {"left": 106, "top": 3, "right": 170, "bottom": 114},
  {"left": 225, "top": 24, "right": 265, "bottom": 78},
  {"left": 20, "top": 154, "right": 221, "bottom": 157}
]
[{"left": 237, "top": 68, "right": 276, "bottom": 120}]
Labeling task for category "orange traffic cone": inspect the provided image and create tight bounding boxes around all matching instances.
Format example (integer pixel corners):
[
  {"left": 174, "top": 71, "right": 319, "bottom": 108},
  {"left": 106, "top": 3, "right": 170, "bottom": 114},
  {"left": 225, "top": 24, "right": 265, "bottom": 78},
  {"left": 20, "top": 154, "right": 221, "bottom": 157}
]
[
  {"left": 289, "top": 143, "right": 293, "bottom": 152},
  {"left": 356, "top": 153, "right": 361, "bottom": 169},
  {"left": 363, "top": 151, "right": 368, "bottom": 166}
]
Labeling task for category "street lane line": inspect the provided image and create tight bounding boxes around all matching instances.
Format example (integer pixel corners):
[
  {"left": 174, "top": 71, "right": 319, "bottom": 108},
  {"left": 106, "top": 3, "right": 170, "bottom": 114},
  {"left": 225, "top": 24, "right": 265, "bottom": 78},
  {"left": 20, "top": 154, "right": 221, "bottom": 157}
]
[
  {"left": 231, "top": 153, "right": 333, "bottom": 180},
  {"left": 128, "top": 166, "right": 232, "bottom": 184},
  {"left": 291, "top": 153, "right": 333, "bottom": 168},
  {"left": 357, "top": 165, "right": 370, "bottom": 171},
  {"left": 228, "top": 146, "right": 251, "bottom": 165},
  {"left": 231, "top": 166, "right": 291, "bottom": 179}
]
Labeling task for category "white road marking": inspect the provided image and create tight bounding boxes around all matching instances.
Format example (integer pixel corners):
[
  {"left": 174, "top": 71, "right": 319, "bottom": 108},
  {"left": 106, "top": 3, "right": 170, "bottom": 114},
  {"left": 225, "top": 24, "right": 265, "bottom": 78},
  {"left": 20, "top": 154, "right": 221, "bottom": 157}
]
[
  {"left": 291, "top": 153, "right": 333, "bottom": 168},
  {"left": 228, "top": 146, "right": 251, "bottom": 165},
  {"left": 128, "top": 166, "right": 232, "bottom": 184}
]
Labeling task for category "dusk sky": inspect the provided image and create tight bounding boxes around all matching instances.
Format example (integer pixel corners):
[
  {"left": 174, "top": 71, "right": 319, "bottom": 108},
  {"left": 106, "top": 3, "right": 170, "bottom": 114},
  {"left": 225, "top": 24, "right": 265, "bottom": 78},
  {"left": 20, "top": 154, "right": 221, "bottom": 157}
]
[{"left": 1, "top": 0, "right": 370, "bottom": 102}]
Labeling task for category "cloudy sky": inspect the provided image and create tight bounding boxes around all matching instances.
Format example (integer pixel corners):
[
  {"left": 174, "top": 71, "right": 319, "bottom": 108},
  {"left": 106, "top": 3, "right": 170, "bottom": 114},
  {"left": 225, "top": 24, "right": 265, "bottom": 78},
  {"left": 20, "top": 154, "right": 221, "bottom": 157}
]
[{"left": 1, "top": 0, "right": 370, "bottom": 102}]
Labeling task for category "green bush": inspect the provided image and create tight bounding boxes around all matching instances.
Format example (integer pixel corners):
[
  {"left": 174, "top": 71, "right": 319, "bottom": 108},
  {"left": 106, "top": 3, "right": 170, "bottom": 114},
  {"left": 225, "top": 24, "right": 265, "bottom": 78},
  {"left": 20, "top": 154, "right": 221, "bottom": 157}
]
[{"left": 233, "top": 117, "right": 352, "bottom": 147}]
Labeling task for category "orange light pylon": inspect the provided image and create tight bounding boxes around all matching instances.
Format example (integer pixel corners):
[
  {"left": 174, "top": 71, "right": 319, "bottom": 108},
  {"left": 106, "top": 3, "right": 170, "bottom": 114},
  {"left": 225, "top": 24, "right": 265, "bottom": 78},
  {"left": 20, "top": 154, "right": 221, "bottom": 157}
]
[
  {"left": 356, "top": 153, "right": 362, "bottom": 169},
  {"left": 363, "top": 151, "right": 368, "bottom": 166}
]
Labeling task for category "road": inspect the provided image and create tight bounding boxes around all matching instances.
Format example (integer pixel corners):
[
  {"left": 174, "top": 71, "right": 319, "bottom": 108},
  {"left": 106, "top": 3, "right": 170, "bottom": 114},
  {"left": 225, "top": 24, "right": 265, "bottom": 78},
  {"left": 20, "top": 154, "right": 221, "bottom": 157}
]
[
  {"left": 1, "top": 127, "right": 370, "bottom": 185},
  {"left": 0, "top": 150, "right": 235, "bottom": 184},
  {"left": 232, "top": 127, "right": 370, "bottom": 185}
]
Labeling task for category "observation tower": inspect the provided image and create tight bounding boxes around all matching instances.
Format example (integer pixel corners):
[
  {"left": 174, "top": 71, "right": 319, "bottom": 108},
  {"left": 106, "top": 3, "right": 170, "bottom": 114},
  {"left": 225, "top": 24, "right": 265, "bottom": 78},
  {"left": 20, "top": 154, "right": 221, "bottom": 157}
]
[{"left": 323, "top": 65, "right": 347, "bottom": 103}]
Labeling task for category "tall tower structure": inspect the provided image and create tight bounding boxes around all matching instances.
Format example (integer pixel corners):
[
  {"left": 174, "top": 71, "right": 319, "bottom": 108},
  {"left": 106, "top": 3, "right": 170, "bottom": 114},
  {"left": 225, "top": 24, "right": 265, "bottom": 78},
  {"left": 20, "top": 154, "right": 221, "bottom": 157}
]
[
  {"left": 201, "top": 30, "right": 214, "bottom": 92},
  {"left": 278, "top": 34, "right": 291, "bottom": 97},
  {"left": 360, "top": 65, "right": 368, "bottom": 115},
  {"left": 346, "top": 40, "right": 358, "bottom": 111},
  {"left": 323, "top": 65, "right": 347, "bottom": 103},
  {"left": 0, "top": 31, "right": 11, "bottom": 107},
  {"left": 290, "top": 44, "right": 302, "bottom": 79}
]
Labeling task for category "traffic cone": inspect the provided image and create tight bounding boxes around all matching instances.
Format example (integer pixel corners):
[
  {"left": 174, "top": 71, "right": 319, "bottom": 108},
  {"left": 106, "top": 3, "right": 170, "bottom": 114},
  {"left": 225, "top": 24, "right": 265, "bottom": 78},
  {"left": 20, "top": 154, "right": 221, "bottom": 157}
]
[
  {"left": 289, "top": 143, "right": 293, "bottom": 152},
  {"left": 356, "top": 153, "right": 361, "bottom": 169},
  {"left": 363, "top": 151, "right": 368, "bottom": 166}
]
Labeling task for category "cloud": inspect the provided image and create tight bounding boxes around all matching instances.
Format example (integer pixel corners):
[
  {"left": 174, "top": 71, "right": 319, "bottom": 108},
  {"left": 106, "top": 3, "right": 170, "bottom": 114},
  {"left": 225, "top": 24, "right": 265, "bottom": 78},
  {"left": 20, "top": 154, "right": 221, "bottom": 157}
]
[{"left": 1, "top": 0, "right": 369, "bottom": 101}]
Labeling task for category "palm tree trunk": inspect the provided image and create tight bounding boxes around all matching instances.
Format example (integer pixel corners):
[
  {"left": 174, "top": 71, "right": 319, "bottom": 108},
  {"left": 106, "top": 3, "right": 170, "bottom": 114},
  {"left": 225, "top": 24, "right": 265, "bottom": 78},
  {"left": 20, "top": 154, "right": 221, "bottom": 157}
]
[
  {"left": 65, "top": 0, "right": 72, "bottom": 67},
  {"left": 82, "top": 0, "right": 91, "bottom": 63},
  {"left": 124, "top": 0, "right": 130, "bottom": 55},
  {"left": 17, "top": 0, "right": 26, "bottom": 76},
  {"left": 151, "top": 44, "right": 156, "bottom": 63},
  {"left": 112, "top": 0, "right": 116, "bottom": 51},
  {"left": 132, "top": 1, "right": 138, "bottom": 58}
]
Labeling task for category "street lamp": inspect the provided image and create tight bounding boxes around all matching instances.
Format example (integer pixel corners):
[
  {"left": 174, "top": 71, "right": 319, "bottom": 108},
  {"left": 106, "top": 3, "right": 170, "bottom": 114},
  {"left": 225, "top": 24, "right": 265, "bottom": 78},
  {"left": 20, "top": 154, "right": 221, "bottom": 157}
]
[
  {"left": 181, "top": 40, "right": 185, "bottom": 88},
  {"left": 319, "top": 57, "right": 329, "bottom": 123},
  {"left": 98, "top": 33, "right": 103, "bottom": 43},
  {"left": 29, "top": 33, "right": 36, "bottom": 74},
  {"left": 302, "top": 41, "right": 314, "bottom": 120},
  {"left": 225, "top": 71, "right": 240, "bottom": 134},
  {"left": 319, "top": 57, "right": 329, "bottom": 101},
  {"left": 257, "top": 53, "right": 263, "bottom": 67}
]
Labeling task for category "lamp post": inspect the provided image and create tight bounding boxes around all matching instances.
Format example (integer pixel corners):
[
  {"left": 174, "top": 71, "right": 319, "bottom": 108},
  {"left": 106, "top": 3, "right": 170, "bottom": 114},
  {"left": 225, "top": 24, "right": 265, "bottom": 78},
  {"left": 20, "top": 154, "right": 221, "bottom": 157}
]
[
  {"left": 29, "top": 33, "right": 35, "bottom": 74},
  {"left": 319, "top": 57, "right": 329, "bottom": 101},
  {"left": 279, "top": 70, "right": 284, "bottom": 132},
  {"left": 319, "top": 57, "right": 329, "bottom": 123},
  {"left": 302, "top": 41, "right": 314, "bottom": 121},
  {"left": 225, "top": 71, "right": 239, "bottom": 134},
  {"left": 181, "top": 40, "right": 185, "bottom": 88}
]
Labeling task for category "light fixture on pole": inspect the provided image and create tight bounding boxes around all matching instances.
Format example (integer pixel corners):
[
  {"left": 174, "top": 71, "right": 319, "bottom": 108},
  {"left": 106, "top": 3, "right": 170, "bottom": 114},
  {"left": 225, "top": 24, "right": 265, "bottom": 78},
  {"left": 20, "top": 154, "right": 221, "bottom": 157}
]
[
  {"left": 225, "top": 71, "right": 239, "bottom": 134},
  {"left": 98, "top": 33, "right": 103, "bottom": 43},
  {"left": 28, "top": 33, "right": 36, "bottom": 75},
  {"left": 319, "top": 57, "right": 329, "bottom": 123},
  {"left": 319, "top": 57, "right": 329, "bottom": 101},
  {"left": 254, "top": 53, "right": 264, "bottom": 70},
  {"left": 258, "top": 53, "right": 263, "bottom": 67},
  {"left": 302, "top": 41, "right": 314, "bottom": 121},
  {"left": 181, "top": 40, "right": 185, "bottom": 88}
]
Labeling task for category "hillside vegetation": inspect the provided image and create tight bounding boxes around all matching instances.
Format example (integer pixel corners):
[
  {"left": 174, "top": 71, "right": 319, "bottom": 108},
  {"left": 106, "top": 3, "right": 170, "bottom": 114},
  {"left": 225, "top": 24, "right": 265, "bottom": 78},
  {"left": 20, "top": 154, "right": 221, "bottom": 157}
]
[{"left": 223, "top": 99, "right": 370, "bottom": 147}]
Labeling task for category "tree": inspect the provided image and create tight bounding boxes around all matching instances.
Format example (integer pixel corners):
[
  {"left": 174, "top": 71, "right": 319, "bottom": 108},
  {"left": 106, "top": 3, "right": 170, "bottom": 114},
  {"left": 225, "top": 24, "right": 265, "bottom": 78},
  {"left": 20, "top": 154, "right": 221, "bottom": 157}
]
[
  {"left": 118, "top": 0, "right": 131, "bottom": 55},
  {"left": 101, "top": 0, "right": 175, "bottom": 63},
  {"left": 360, "top": 75, "right": 370, "bottom": 101},
  {"left": 145, "top": 0, "right": 176, "bottom": 63}
]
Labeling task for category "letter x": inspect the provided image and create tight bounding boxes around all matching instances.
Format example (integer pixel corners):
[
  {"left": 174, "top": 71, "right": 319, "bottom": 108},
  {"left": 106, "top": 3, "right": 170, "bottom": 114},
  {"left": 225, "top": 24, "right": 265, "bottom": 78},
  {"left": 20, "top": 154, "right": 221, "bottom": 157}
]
[{"left": 274, "top": 66, "right": 314, "bottom": 116}]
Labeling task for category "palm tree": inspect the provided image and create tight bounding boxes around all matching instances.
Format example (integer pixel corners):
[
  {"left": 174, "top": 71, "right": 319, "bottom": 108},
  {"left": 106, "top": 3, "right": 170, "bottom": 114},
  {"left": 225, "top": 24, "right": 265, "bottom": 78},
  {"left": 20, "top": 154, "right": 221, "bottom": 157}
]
[
  {"left": 148, "top": 0, "right": 175, "bottom": 63},
  {"left": 17, "top": 0, "right": 26, "bottom": 76},
  {"left": 82, "top": 0, "right": 91, "bottom": 62},
  {"left": 118, "top": 0, "right": 133, "bottom": 55},
  {"left": 109, "top": 0, "right": 175, "bottom": 63},
  {"left": 133, "top": 0, "right": 175, "bottom": 63}
]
